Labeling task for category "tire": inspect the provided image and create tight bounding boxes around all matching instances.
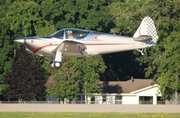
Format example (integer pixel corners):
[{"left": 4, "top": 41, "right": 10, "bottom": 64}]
[
  {"left": 49, "top": 63, "right": 55, "bottom": 69},
  {"left": 54, "top": 62, "right": 61, "bottom": 68}
]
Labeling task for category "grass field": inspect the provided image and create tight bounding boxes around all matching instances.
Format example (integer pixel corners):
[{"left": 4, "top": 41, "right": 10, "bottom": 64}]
[{"left": 0, "top": 112, "right": 180, "bottom": 118}]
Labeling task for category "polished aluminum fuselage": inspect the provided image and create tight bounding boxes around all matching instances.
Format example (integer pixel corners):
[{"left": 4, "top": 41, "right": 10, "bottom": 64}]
[
  {"left": 14, "top": 17, "right": 158, "bottom": 68},
  {"left": 15, "top": 28, "right": 147, "bottom": 57}
]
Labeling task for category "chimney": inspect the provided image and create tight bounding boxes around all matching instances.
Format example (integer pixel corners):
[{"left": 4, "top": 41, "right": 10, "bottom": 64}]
[{"left": 131, "top": 76, "right": 134, "bottom": 84}]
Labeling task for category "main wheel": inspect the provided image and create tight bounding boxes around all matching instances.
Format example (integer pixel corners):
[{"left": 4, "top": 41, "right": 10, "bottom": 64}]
[
  {"left": 49, "top": 62, "right": 55, "bottom": 69},
  {"left": 54, "top": 62, "right": 61, "bottom": 68}
]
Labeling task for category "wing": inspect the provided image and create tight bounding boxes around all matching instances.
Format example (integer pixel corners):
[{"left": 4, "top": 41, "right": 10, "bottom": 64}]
[{"left": 52, "top": 40, "right": 89, "bottom": 58}]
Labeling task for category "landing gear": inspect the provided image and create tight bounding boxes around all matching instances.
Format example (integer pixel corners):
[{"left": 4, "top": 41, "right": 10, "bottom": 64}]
[
  {"left": 49, "top": 62, "right": 55, "bottom": 69},
  {"left": 78, "top": 45, "right": 84, "bottom": 55},
  {"left": 54, "top": 62, "right": 61, "bottom": 68},
  {"left": 49, "top": 61, "right": 61, "bottom": 69},
  {"left": 137, "top": 48, "right": 144, "bottom": 55},
  {"left": 49, "top": 50, "right": 62, "bottom": 69}
]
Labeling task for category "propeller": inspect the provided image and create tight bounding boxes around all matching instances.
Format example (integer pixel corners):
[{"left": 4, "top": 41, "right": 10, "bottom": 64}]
[
  {"left": 21, "top": 21, "right": 24, "bottom": 38},
  {"left": 14, "top": 22, "right": 26, "bottom": 46},
  {"left": 21, "top": 21, "right": 26, "bottom": 47},
  {"left": 19, "top": 21, "right": 25, "bottom": 60}
]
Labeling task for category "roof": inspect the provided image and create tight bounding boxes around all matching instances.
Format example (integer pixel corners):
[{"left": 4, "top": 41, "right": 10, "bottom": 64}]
[{"left": 100, "top": 79, "right": 154, "bottom": 93}]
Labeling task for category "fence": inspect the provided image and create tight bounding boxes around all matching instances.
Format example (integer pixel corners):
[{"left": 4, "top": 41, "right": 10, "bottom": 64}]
[{"left": 0, "top": 100, "right": 167, "bottom": 104}]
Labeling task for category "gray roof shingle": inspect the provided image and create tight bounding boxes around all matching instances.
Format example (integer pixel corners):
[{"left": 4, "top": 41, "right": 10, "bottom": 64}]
[{"left": 100, "top": 79, "right": 153, "bottom": 93}]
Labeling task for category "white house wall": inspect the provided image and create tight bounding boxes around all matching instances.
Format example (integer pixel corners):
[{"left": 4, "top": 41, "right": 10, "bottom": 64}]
[
  {"left": 106, "top": 95, "right": 115, "bottom": 104},
  {"left": 94, "top": 94, "right": 116, "bottom": 104},
  {"left": 52, "top": 85, "right": 162, "bottom": 105},
  {"left": 92, "top": 86, "right": 161, "bottom": 105},
  {"left": 132, "top": 85, "right": 161, "bottom": 105},
  {"left": 134, "top": 86, "right": 161, "bottom": 96},
  {"left": 122, "top": 95, "right": 138, "bottom": 104}
]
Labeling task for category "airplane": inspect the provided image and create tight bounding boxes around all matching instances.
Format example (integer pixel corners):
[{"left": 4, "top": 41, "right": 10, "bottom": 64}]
[{"left": 14, "top": 16, "right": 158, "bottom": 69}]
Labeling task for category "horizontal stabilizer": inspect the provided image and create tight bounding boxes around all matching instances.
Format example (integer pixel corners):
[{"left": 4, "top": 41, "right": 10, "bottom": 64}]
[{"left": 134, "top": 35, "right": 152, "bottom": 41}]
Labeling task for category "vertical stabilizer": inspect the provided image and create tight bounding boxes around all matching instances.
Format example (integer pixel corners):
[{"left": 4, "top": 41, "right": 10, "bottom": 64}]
[{"left": 133, "top": 17, "right": 158, "bottom": 47}]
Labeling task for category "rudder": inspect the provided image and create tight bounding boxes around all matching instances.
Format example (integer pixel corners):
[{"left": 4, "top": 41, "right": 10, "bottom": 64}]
[{"left": 133, "top": 16, "right": 158, "bottom": 47}]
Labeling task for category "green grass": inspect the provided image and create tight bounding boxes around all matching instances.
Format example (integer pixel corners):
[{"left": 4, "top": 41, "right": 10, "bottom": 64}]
[{"left": 0, "top": 112, "right": 180, "bottom": 118}]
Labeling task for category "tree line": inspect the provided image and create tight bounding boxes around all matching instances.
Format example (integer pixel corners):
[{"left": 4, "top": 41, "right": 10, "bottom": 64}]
[{"left": 0, "top": 0, "right": 180, "bottom": 104}]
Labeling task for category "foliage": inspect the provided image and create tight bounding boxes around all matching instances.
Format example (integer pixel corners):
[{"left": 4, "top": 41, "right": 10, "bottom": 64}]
[
  {"left": 0, "top": 0, "right": 110, "bottom": 100},
  {"left": 0, "top": 1, "right": 53, "bottom": 97},
  {"left": 40, "top": 0, "right": 113, "bottom": 31},
  {"left": 141, "top": 0, "right": 180, "bottom": 101},
  {"left": 80, "top": 55, "right": 106, "bottom": 96},
  {"left": 109, "top": 0, "right": 180, "bottom": 101},
  {"left": 46, "top": 55, "right": 106, "bottom": 101},
  {"left": 157, "top": 31, "right": 180, "bottom": 101},
  {"left": 3, "top": 49, "right": 47, "bottom": 101},
  {"left": 102, "top": 0, "right": 147, "bottom": 81},
  {"left": 5, "top": 1, "right": 56, "bottom": 36},
  {"left": 102, "top": 51, "right": 145, "bottom": 81},
  {"left": 0, "top": 0, "right": 14, "bottom": 94}
]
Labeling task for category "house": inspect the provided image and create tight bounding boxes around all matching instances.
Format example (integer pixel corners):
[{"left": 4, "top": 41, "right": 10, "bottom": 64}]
[{"left": 73, "top": 79, "right": 164, "bottom": 105}]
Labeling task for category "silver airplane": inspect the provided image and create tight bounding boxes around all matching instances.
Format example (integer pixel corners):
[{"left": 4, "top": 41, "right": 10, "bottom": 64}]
[{"left": 14, "top": 16, "right": 158, "bottom": 69}]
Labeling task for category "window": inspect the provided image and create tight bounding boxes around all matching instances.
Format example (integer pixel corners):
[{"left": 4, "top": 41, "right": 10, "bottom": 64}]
[
  {"left": 157, "top": 96, "right": 165, "bottom": 104},
  {"left": 102, "top": 95, "right": 106, "bottom": 102},
  {"left": 91, "top": 97, "right": 95, "bottom": 104},
  {"left": 139, "top": 96, "right": 153, "bottom": 104},
  {"left": 115, "top": 95, "right": 122, "bottom": 104},
  {"left": 115, "top": 95, "right": 122, "bottom": 100},
  {"left": 76, "top": 94, "right": 85, "bottom": 104}
]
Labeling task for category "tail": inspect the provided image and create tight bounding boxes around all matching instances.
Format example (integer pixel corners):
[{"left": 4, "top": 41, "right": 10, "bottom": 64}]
[{"left": 133, "top": 16, "right": 158, "bottom": 47}]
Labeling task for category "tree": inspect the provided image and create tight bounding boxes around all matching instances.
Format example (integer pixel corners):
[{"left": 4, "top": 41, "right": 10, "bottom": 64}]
[
  {"left": 80, "top": 55, "right": 106, "bottom": 96},
  {"left": 109, "top": 0, "right": 180, "bottom": 103},
  {"left": 46, "top": 55, "right": 106, "bottom": 103},
  {"left": 5, "top": 1, "right": 56, "bottom": 36},
  {"left": 102, "top": 0, "right": 147, "bottom": 81},
  {"left": 3, "top": 49, "right": 47, "bottom": 101},
  {"left": 138, "top": 0, "right": 180, "bottom": 103},
  {"left": 0, "top": 0, "right": 55, "bottom": 98},
  {"left": 0, "top": 20, "right": 12, "bottom": 94},
  {"left": 40, "top": 0, "right": 113, "bottom": 32},
  {"left": 0, "top": 0, "right": 111, "bottom": 101},
  {"left": 40, "top": 0, "right": 111, "bottom": 102},
  {"left": 46, "top": 58, "right": 81, "bottom": 103},
  {"left": 157, "top": 32, "right": 180, "bottom": 104},
  {"left": 0, "top": 0, "right": 15, "bottom": 94},
  {"left": 102, "top": 51, "right": 145, "bottom": 81}
]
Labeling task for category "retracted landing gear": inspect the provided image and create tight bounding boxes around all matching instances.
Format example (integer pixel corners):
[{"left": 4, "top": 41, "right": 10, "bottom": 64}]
[{"left": 49, "top": 50, "right": 62, "bottom": 69}]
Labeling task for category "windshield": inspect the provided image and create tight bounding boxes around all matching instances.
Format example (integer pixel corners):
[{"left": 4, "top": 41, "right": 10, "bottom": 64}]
[{"left": 50, "top": 30, "right": 64, "bottom": 39}]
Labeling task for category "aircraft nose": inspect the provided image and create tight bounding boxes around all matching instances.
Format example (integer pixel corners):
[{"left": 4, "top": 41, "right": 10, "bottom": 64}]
[{"left": 14, "top": 38, "right": 24, "bottom": 44}]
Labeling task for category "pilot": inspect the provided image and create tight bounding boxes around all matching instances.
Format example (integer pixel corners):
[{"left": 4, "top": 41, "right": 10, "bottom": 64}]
[{"left": 66, "top": 30, "right": 74, "bottom": 39}]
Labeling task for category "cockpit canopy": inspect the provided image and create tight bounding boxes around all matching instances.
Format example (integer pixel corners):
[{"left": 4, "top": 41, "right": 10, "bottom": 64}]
[{"left": 50, "top": 28, "right": 91, "bottom": 40}]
